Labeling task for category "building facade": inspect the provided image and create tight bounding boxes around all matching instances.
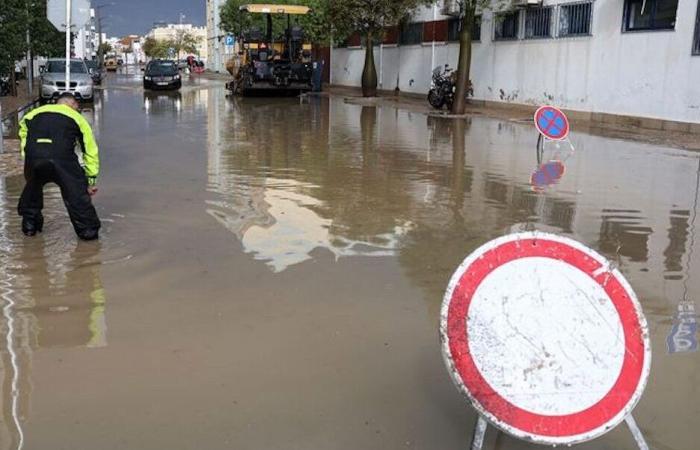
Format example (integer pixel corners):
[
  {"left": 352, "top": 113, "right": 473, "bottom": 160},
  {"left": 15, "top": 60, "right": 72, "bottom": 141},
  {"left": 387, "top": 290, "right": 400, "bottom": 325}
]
[
  {"left": 146, "top": 23, "right": 208, "bottom": 61},
  {"left": 331, "top": 0, "right": 700, "bottom": 124},
  {"left": 206, "top": 0, "right": 228, "bottom": 72}
]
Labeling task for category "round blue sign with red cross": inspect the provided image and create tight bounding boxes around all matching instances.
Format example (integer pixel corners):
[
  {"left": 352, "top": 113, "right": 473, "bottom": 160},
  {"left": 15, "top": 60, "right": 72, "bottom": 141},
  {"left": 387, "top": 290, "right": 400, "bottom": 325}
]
[{"left": 534, "top": 106, "right": 570, "bottom": 141}]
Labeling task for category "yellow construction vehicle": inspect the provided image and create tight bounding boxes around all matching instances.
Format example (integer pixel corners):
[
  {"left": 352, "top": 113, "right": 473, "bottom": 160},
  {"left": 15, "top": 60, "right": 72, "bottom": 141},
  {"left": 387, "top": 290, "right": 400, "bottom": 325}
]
[{"left": 226, "top": 4, "right": 314, "bottom": 95}]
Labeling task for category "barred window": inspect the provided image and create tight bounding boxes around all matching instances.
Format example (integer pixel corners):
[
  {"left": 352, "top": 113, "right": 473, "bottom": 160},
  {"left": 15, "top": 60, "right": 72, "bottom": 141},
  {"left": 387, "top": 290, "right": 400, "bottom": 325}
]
[
  {"left": 494, "top": 12, "right": 520, "bottom": 40},
  {"left": 693, "top": 2, "right": 700, "bottom": 55},
  {"left": 525, "top": 7, "right": 553, "bottom": 38},
  {"left": 623, "top": 0, "right": 678, "bottom": 31},
  {"left": 560, "top": 2, "right": 593, "bottom": 36},
  {"left": 447, "top": 15, "right": 482, "bottom": 42},
  {"left": 400, "top": 22, "right": 423, "bottom": 45}
]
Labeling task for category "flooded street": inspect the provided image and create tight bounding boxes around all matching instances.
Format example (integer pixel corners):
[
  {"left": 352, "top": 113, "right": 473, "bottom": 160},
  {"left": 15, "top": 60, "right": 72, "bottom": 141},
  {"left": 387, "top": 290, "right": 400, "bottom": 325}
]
[{"left": 1, "top": 71, "right": 699, "bottom": 450}]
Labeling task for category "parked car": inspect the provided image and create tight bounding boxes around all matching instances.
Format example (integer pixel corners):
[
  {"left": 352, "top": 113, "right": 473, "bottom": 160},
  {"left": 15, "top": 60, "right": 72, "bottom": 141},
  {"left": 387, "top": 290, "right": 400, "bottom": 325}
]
[
  {"left": 85, "top": 60, "right": 103, "bottom": 85},
  {"left": 40, "top": 59, "right": 94, "bottom": 102},
  {"left": 143, "top": 60, "right": 182, "bottom": 91}
]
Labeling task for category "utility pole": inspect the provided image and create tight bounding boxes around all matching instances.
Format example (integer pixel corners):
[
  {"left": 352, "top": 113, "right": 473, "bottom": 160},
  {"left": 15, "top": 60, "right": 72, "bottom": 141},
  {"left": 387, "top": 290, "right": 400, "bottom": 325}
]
[{"left": 97, "top": 13, "right": 104, "bottom": 67}]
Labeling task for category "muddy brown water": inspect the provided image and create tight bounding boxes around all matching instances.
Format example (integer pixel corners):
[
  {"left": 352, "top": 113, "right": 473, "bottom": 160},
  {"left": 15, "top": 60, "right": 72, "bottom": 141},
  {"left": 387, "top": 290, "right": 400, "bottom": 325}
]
[{"left": 0, "top": 74, "right": 698, "bottom": 449}]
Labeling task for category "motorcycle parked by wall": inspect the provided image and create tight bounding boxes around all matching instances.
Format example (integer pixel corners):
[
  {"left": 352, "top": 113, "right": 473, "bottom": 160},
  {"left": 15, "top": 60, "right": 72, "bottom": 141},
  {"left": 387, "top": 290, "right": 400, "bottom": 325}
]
[
  {"left": 428, "top": 64, "right": 456, "bottom": 110},
  {"left": 0, "top": 76, "right": 12, "bottom": 97}
]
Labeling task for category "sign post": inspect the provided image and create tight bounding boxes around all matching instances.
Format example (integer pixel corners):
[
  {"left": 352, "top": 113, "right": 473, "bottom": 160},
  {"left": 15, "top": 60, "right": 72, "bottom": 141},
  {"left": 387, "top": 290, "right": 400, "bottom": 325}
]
[
  {"left": 64, "top": 0, "right": 71, "bottom": 90},
  {"left": 441, "top": 232, "right": 651, "bottom": 449},
  {"left": 47, "top": 0, "right": 91, "bottom": 95}
]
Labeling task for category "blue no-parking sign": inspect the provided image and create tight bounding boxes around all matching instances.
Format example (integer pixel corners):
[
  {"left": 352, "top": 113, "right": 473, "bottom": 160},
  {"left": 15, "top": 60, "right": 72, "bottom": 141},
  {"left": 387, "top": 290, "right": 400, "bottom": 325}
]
[{"left": 225, "top": 35, "right": 235, "bottom": 46}]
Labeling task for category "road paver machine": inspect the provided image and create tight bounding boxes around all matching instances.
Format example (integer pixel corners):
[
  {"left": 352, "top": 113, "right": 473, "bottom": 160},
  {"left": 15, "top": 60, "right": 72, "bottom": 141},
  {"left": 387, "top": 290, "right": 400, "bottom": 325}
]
[{"left": 226, "top": 4, "right": 314, "bottom": 95}]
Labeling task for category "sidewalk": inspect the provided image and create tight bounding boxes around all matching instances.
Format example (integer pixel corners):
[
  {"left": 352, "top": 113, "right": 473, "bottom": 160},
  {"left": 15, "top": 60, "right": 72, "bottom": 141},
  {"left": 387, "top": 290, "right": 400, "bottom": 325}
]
[
  {"left": 1, "top": 78, "right": 38, "bottom": 119},
  {"left": 328, "top": 86, "right": 700, "bottom": 152},
  {"left": 1, "top": 80, "right": 37, "bottom": 177}
]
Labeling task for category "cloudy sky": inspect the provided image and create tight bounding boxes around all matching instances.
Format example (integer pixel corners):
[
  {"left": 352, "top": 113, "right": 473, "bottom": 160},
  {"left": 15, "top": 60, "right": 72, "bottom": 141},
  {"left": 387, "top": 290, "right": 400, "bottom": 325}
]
[{"left": 100, "top": 0, "right": 206, "bottom": 37}]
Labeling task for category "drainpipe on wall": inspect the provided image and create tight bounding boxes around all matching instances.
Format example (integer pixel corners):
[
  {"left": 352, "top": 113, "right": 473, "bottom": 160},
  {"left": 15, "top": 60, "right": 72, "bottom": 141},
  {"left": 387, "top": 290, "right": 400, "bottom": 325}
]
[
  {"left": 329, "top": 36, "right": 334, "bottom": 85},
  {"left": 379, "top": 42, "right": 384, "bottom": 90},
  {"left": 430, "top": 4, "right": 437, "bottom": 81}
]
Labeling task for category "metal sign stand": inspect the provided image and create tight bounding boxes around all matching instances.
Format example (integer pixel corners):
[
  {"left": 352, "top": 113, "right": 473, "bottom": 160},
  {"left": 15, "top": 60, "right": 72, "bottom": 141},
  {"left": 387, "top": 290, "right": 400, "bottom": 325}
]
[{"left": 469, "top": 414, "right": 649, "bottom": 450}]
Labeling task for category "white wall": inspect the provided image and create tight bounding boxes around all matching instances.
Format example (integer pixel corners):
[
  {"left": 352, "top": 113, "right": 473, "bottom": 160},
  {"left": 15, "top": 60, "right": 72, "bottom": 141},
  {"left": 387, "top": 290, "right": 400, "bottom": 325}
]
[{"left": 331, "top": 0, "right": 700, "bottom": 123}]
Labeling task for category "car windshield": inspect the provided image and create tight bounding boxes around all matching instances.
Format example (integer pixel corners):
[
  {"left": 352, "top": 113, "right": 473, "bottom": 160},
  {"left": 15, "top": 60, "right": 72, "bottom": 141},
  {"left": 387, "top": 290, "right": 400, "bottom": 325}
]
[
  {"left": 148, "top": 62, "right": 178, "bottom": 76},
  {"left": 46, "top": 61, "right": 87, "bottom": 74}
]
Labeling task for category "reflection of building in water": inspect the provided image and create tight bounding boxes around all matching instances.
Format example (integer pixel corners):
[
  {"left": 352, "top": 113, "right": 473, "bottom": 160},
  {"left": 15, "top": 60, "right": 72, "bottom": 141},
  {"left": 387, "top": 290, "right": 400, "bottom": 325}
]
[
  {"left": 206, "top": 92, "right": 700, "bottom": 329},
  {"left": 331, "top": 100, "right": 700, "bottom": 322},
  {"left": 0, "top": 177, "right": 107, "bottom": 447},
  {"left": 206, "top": 96, "right": 411, "bottom": 272}
]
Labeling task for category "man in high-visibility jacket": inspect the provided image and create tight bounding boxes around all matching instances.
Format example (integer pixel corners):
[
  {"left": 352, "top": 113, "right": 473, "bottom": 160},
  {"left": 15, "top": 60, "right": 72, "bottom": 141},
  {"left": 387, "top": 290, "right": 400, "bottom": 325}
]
[{"left": 18, "top": 93, "right": 101, "bottom": 240}]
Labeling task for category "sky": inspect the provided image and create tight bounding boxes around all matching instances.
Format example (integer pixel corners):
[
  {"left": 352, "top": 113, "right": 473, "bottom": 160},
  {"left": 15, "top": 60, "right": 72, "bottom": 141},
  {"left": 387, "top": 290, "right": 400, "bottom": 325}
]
[{"left": 100, "top": 0, "right": 206, "bottom": 37}]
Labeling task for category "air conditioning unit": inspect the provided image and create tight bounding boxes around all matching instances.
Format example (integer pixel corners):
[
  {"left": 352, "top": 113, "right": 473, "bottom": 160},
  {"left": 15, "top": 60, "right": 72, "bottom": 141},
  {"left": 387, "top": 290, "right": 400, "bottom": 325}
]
[
  {"left": 442, "top": 0, "right": 461, "bottom": 17},
  {"left": 512, "top": 0, "right": 542, "bottom": 7}
]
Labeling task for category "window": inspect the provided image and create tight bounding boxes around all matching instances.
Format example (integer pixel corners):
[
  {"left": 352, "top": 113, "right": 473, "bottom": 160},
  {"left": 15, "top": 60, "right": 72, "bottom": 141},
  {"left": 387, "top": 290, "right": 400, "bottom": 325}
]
[
  {"left": 447, "top": 15, "right": 482, "bottom": 42},
  {"left": 400, "top": 22, "right": 423, "bottom": 45},
  {"left": 525, "top": 7, "right": 553, "bottom": 38},
  {"left": 623, "top": 0, "right": 678, "bottom": 31},
  {"left": 494, "top": 12, "right": 520, "bottom": 40},
  {"left": 560, "top": 2, "right": 593, "bottom": 36},
  {"left": 694, "top": 2, "right": 700, "bottom": 55}
]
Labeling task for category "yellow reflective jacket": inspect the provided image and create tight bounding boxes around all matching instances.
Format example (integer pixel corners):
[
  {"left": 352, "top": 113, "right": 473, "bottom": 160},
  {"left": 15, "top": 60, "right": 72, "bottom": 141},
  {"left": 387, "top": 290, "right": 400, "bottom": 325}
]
[{"left": 19, "top": 104, "right": 100, "bottom": 185}]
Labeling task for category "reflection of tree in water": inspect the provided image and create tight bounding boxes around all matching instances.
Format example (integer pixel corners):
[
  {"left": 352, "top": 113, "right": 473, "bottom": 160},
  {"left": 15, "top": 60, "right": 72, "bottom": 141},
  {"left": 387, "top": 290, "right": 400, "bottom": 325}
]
[{"left": 396, "top": 118, "right": 582, "bottom": 317}]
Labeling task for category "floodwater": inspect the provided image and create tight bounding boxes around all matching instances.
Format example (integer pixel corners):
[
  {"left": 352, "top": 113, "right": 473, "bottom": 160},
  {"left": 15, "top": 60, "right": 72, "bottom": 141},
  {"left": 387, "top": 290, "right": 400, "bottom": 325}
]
[{"left": 0, "top": 70, "right": 698, "bottom": 450}]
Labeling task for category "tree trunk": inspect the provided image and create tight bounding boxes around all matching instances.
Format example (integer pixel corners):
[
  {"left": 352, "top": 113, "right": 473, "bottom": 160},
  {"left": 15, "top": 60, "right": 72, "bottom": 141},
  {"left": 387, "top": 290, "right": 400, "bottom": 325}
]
[
  {"left": 9, "top": 70, "right": 17, "bottom": 97},
  {"left": 451, "top": 4, "right": 475, "bottom": 115},
  {"left": 361, "top": 31, "right": 377, "bottom": 97}
]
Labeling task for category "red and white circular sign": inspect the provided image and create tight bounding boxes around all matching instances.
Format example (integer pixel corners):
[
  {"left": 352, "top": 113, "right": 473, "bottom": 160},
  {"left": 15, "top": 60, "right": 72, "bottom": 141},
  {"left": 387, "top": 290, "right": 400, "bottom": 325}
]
[{"left": 440, "top": 232, "right": 651, "bottom": 445}]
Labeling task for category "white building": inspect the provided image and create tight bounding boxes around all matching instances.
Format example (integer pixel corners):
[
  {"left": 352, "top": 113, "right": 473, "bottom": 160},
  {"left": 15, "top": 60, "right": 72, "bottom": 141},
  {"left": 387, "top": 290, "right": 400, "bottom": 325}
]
[
  {"left": 206, "top": 0, "right": 235, "bottom": 72},
  {"left": 146, "top": 23, "right": 208, "bottom": 61},
  {"left": 331, "top": 0, "right": 700, "bottom": 125},
  {"left": 74, "top": 8, "right": 100, "bottom": 60}
]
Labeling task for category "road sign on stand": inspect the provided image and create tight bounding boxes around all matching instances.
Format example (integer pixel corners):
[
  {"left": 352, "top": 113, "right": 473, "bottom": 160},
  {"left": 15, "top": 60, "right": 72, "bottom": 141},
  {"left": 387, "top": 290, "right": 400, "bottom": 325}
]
[
  {"left": 535, "top": 105, "right": 570, "bottom": 141},
  {"left": 440, "top": 232, "right": 651, "bottom": 448},
  {"left": 47, "top": 0, "right": 91, "bottom": 31}
]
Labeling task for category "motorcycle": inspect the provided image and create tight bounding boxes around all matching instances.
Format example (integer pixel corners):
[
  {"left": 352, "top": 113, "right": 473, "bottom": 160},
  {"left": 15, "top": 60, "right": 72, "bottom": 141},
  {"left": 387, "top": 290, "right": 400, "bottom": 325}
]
[
  {"left": 0, "top": 76, "right": 11, "bottom": 97},
  {"left": 428, "top": 64, "right": 456, "bottom": 110}
]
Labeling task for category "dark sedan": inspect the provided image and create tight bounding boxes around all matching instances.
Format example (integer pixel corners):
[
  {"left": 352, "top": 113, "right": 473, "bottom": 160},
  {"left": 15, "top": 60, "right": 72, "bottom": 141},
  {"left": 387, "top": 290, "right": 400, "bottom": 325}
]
[{"left": 143, "top": 60, "right": 182, "bottom": 91}]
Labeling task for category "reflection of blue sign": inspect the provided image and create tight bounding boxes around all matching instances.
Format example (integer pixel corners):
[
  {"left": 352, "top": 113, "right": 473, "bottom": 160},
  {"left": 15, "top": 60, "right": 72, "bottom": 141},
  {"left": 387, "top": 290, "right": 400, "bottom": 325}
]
[
  {"left": 225, "top": 35, "right": 235, "bottom": 46},
  {"left": 530, "top": 160, "right": 565, "bottom": 191},
  {"left": 667, "top": 303, "right": 698, "bottom": 354}
]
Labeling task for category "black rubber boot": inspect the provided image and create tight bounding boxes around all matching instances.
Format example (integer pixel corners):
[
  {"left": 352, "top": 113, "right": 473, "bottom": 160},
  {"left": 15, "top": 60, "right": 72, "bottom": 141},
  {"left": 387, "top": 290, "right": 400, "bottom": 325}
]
[
  {"left": 21, "top": 216, "right": 43, "bottom": 236},
  {"left": 77, "top": 228, "right": 99, "bottom": 241}
]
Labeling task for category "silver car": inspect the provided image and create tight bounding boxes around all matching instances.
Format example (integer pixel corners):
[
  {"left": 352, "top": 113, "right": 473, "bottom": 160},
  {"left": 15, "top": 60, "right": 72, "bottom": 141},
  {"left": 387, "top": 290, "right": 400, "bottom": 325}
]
[{"left": 41, "top": 59, "right": 94, "bottom": 102}]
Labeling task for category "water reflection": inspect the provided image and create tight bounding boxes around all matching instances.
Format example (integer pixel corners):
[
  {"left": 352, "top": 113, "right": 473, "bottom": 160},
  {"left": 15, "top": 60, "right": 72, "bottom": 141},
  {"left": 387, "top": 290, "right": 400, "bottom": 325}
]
[
  {"left": 0, "top": 175, "right": 107, "bottom": 448},
  {"left": 143, "top": 91, "right": 182, "bottom": 115},
  {"left": 206, "top": 97, "right": 413, "bottom": 272},
  {"left": 666, "top": 158, "right": 700, "bottom": 354},
  {"left": 205, "top": 94, "right": 700, "bottom": 334}
]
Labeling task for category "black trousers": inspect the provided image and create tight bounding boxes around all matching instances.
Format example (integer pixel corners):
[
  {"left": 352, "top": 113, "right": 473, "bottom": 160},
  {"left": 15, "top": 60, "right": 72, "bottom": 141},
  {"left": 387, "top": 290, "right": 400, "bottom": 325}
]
[{"left": 18, "top": 158, "right": 101, "bottom": 239}]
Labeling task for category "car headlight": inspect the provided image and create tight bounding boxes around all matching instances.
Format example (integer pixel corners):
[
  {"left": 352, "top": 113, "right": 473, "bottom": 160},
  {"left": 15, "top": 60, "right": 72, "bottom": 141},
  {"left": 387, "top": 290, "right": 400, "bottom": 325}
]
[
  {"left": 144, "top": 76, "right": 151, "bottom": 81},
  {"left": 174, "top": 74, "right": 180, "bottom": 80}
]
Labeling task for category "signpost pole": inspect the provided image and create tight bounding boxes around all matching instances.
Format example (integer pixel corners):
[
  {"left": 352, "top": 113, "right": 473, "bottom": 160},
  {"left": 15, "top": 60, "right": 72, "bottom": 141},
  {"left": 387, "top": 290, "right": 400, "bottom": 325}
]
[
  {"left": 469, "top": 416, "right": 488, "bottom": 450},
  {"left": 65, "top": 0, "right": 72, "bottom": 90},
  {"left": 625, "top": 416, "right": 650, "bottom": 450}
]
